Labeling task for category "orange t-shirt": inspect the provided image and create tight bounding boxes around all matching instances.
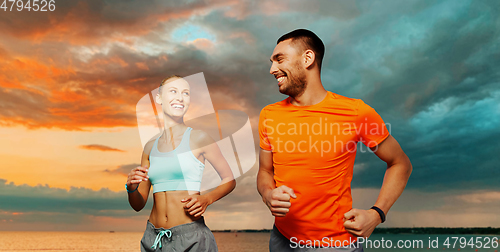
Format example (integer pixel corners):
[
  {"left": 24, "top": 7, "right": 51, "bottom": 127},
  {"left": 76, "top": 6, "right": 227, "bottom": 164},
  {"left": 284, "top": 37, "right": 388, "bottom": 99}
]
[{"left": 259, "top": 91, "right": 390, "bottom": 246}]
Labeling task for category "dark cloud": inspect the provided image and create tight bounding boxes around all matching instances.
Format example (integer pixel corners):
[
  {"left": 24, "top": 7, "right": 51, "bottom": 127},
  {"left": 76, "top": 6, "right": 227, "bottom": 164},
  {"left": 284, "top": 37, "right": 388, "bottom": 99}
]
[
  {"left": 0, "top": 167, "right": 268, "bottom": 228},
  {"left": 362, "top": 2, "right": 499, "bottom": 116},
  {"left": 0, "top": 33, "right": 266, "bottom": 130},
  {"left": 1, "top": 0, "right": 497, "bottom": 130},
  {"left": 325, "top": 0, "right": 500, "bottom": 191},
  {"left": 1, "top": 0, "right": 498, "bottom": 192},
  {"left": 0, "top": 0, "right": 216, "bottom": 44},
  {"left": 1, "top": 0, "right": 500, "bottom": 230},
  {"left": 0, "top": 84, "right": 137, "bottom": 130},
  {"left": 0, "top": 178, "right": 147, "bottom": 215}
]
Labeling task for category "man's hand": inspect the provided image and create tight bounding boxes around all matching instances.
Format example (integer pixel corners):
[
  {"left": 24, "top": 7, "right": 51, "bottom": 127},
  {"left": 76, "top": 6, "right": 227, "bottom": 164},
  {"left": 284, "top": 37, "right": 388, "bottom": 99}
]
[
  {"left": 262, "top": 185, "right": 297, "bottom": 217},
  {"left": 343, "top": 208, "right": 382, "bottom": 238}
]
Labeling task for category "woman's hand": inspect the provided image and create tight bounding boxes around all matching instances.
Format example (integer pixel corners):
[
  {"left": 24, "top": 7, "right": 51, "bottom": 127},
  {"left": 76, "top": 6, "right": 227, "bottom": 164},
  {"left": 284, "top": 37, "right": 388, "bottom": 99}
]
[
  {"left": 181, "top": 195, "right": 212, "bottom": 217},
  {"left": 126, "top": 166, "right": 149, "bottom": 191}
]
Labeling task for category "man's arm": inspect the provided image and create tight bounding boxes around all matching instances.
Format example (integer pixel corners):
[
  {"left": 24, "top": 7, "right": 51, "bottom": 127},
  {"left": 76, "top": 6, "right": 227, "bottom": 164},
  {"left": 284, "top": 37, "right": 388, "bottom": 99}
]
[
  {"left": 344, "top": 134, "right": 412, "bottom": 237},
  {"left": 370, "top": 135, "right": 412, "bottom": 216},
  {"left": 257, "top": 148, "right": 276, "bottom": 198},
  {"left": 257, "top": 148, "right": 296, "bottom": 217}
]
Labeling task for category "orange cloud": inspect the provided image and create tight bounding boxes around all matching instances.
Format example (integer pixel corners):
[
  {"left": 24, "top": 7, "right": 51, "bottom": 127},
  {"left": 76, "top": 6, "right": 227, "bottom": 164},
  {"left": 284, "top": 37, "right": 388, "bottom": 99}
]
[
  {"left": 0, "top": 52, "right": 145, "bottom": 130},
  {"left": 0, "top": 56, "right": 76, "bottom": 91},
  {"left": 0, "top": 0, "right": 231, "bottom": 46},
  {"left": 190, "top": 38, "right": 215, "bottom": 51},
  {"left": 79, "top": 144, "right": 125, "bottom": 152},
  {"left": 135, "top": 62, "right": 149, "bottom": 71},
  {"left": 49, "top": 90, "right": 87, "bottom": 103},
  {"left": 0, "top": 211, "right": 24, "bottom": 215},
  {"left": 222, "top": 0, "right": 290, "bottom": 20},
  {"left": 228, "top": 32, "right": 256, "bottom": 45},
  {"left": 0, "top": 0, "right": 263, "bottom": 132}
]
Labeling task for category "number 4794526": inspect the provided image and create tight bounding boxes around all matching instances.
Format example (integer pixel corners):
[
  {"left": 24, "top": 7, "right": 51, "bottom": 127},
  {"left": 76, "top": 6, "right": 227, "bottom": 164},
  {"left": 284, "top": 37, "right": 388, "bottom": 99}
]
[{"left": 1, "top": 0, "right": 56, "bottom": 11}]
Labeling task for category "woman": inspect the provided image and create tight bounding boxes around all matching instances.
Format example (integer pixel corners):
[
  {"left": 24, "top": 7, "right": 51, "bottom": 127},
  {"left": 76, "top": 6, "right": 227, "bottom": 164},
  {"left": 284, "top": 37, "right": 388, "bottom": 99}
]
[{"left": 126, "top": 75, "right": 236, "bottom": 251}]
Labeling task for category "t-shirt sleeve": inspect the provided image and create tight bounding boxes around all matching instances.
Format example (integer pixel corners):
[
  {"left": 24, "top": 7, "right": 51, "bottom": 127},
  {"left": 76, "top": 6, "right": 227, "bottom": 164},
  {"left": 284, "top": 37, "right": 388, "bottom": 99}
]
[
  {"left": 258, "top": 108, "right": 273, "bottom": 151},
  {"left": 356, "top": 99, "right": 390, "bottom": 148}
]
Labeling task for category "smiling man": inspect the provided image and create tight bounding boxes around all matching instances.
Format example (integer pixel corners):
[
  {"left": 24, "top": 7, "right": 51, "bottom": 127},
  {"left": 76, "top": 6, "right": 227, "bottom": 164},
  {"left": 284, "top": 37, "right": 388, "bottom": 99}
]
[{"left": 257, "top": 29, "right": 413, "bottom": 251}]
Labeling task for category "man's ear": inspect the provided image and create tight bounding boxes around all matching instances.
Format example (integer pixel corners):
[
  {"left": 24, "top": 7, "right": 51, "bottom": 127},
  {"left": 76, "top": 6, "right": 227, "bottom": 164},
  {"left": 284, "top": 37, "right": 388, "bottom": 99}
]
[
  {"left": 303, "top": 49, "right": 316, "bottom": 69},
  {"left": 155, "top": 93, "right": 162, "bottom": 105}
]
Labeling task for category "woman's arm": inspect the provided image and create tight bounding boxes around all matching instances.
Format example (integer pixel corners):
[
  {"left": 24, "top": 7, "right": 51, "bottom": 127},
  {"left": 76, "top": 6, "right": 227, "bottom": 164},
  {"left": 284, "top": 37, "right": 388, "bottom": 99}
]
[
  {"left": 182, "top": 131, "right": 236, "bottom": 217},
  {"left": 126, "top": 142, "right": 153, "bottom": 212}
]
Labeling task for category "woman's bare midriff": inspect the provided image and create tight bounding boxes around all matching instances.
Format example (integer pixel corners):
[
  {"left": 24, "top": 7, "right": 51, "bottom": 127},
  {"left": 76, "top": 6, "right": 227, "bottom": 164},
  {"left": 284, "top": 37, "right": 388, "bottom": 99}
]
[{"left": 148, "top": 190, "right": 202, "bottom": 229}]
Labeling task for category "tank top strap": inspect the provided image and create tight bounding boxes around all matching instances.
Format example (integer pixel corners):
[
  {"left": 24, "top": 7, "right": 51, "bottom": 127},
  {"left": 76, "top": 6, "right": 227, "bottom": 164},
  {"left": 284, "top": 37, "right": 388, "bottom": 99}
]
[
  {"left": 149, "top": 136, "right": 160, "bottom": 158},
  {"left": 151, "top": 127, "right": 192, "bottom": 156},
  {"left": 178, "top": 127, "right": 193, "bottom": 151}
]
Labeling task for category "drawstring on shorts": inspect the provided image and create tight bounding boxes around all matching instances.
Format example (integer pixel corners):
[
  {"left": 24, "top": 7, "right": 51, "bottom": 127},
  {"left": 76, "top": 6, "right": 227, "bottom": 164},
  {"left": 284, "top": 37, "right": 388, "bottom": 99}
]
[{"left": 151, "top": 229, "right": 172, "bottom": 249}]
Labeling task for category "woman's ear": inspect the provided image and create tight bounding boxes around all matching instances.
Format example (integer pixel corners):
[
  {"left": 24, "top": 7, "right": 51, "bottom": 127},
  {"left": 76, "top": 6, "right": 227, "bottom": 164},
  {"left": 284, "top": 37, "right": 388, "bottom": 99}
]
[
  {"left": 155, "top": 93, "right": 162, "bottom": 105},
  {"left": 304, "top": 49, "right": 316, "bottom": 69}
]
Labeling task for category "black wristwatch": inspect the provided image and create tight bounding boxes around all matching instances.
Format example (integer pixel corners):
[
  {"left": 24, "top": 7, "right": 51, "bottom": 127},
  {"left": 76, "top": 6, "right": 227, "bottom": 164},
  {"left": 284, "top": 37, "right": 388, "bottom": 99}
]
[{"left": 370, "top": 206, "right": 386, "bottom": 223}]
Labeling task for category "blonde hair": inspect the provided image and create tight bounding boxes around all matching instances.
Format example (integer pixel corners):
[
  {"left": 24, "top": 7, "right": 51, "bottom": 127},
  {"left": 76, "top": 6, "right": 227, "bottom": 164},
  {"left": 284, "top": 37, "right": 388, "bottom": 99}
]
[{"left": 158, "top": 75, "right": 182, "bottom": 95}]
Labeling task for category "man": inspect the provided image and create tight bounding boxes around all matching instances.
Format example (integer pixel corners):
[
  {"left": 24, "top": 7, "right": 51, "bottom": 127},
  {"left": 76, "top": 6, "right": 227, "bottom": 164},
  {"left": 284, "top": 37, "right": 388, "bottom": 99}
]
[{"left": 257, "top": 29, "right": 412, "bottom": 251}]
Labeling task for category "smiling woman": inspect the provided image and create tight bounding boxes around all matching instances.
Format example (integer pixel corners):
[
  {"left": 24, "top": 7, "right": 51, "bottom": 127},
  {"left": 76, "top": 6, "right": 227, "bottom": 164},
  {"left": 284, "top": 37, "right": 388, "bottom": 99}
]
[{"left": 125, "top": 75, "right": 236, "bottom": 252}]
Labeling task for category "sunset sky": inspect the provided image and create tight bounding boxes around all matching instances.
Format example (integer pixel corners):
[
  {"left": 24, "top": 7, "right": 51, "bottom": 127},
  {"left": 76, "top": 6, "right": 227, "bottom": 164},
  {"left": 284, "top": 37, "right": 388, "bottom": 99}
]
[{"left": 1, "top": 0, "right": 499, "bottom": 232}]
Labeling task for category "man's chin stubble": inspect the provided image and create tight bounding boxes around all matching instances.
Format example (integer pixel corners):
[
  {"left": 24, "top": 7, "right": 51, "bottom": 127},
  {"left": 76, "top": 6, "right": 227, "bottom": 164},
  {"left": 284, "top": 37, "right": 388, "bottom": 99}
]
[{"left": 280, "top": 82, "right": 306, "bottom": 97}]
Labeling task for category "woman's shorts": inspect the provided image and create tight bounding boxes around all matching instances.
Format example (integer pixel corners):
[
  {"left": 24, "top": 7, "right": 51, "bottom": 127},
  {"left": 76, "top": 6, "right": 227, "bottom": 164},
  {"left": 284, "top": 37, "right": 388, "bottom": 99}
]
[{"left": 140, "top": 216, "right": 218, "bottom": 252}]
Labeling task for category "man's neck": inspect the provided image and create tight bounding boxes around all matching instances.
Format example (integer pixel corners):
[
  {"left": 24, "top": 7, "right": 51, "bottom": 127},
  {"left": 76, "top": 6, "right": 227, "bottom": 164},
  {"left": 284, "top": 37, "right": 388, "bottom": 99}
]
[{"left": 289, "top": 77, "right": 327, "bottom": 106}]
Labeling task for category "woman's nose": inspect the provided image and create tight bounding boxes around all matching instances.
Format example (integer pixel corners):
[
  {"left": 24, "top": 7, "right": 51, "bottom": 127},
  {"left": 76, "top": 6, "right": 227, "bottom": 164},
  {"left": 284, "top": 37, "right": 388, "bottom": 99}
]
[{"left": 175, "top": 92, "right": 183, "bottom": 101}]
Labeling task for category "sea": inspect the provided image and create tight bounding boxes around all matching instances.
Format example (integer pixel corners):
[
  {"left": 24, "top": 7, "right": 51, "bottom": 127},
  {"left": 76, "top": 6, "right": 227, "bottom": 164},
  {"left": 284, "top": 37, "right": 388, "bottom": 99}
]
[{"left": 0, "top": 232, "right": 498, "bottom": 251}]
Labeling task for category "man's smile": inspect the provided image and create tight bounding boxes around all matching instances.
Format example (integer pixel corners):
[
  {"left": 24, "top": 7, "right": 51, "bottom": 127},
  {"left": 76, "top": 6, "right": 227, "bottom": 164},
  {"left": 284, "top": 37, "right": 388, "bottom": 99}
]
[{"left": 275, "top": 73, "right": 287, "bottom": 85}]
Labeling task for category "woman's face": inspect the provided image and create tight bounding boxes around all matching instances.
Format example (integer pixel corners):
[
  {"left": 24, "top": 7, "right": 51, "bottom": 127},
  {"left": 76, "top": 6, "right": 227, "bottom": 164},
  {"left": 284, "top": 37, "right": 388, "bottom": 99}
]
[{"left": 156, "top": 78, "right": 191, "bottom": 119}]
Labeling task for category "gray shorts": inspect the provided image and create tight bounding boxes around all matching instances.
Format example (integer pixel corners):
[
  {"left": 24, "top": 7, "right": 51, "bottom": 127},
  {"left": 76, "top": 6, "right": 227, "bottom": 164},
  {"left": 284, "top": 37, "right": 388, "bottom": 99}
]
[
  {"left": 140, "top": 217, "right": 218, "bottom": 252},
  {"left": 269, "top": 225, "right": 364, "bottom": 252}
]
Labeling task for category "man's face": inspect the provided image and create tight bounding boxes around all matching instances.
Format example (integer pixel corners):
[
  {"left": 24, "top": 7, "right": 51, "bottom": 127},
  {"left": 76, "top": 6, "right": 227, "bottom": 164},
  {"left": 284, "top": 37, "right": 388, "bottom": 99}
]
[{"left": 269, "top": 39, "right": 307, "bottom": 97}]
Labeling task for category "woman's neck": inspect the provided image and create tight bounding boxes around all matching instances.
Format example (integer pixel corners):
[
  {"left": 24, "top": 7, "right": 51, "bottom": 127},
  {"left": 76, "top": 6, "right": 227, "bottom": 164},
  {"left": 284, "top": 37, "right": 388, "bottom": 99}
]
[{"left": 161, "top": 116, "right": 187, "bottom": 149}]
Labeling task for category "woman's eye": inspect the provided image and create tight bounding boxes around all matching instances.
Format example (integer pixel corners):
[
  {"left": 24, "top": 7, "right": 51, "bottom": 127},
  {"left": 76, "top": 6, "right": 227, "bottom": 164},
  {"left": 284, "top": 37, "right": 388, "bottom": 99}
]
[
  {"left": 183, "top": 92, "right": 190, "bottom": 96},
  {"left": 170, "top": 90, "right": 176, "bottom": 93}
]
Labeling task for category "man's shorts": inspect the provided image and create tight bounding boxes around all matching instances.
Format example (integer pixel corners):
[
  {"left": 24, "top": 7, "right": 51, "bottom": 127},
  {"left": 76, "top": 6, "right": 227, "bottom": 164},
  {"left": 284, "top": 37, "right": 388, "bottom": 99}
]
[
  {"left": 269, "top": 225, "right": 364, "bottom": 252},
  {"left": 140, "top": 216, "right": 218, "bottom": 252}
]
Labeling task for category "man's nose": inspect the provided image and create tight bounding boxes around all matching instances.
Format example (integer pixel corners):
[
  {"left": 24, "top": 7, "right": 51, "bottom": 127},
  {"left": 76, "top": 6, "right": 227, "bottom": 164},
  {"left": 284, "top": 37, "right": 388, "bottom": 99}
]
[{"left": 270, "top": 61, "right": 278, "bottom": 75}]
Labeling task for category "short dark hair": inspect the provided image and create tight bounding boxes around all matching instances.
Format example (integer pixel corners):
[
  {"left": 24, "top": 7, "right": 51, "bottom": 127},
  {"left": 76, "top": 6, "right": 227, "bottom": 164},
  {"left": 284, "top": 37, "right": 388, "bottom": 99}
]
[{"left": 277, "top": 29, "right": 325, "bottom": 69}]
